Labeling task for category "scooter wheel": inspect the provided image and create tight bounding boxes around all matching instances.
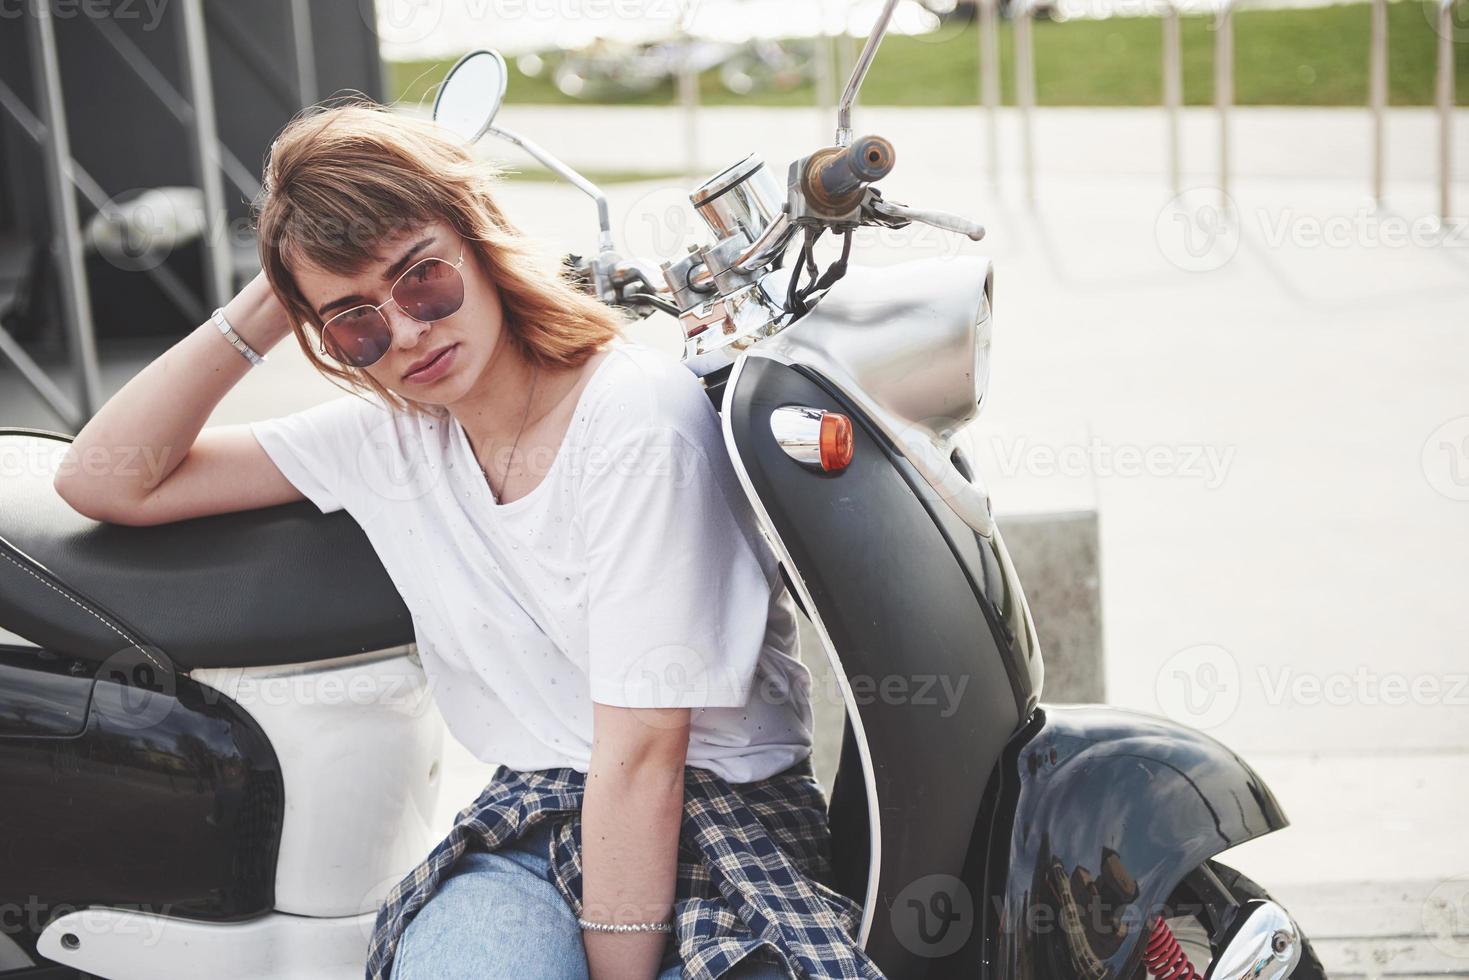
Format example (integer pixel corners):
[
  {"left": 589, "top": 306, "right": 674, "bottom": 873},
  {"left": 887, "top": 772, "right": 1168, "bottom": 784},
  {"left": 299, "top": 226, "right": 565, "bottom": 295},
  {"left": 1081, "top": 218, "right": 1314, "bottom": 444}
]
[{"left": 1140, "top": 859, "right": 1328, "bottom": 980}]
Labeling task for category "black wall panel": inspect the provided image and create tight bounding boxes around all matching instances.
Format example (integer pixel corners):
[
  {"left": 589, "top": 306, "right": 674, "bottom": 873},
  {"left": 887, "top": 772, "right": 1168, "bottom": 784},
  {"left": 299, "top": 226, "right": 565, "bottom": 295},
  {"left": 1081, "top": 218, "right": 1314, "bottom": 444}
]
[{"left": 0, "top": 0, "right": 385, "bottom": 343}]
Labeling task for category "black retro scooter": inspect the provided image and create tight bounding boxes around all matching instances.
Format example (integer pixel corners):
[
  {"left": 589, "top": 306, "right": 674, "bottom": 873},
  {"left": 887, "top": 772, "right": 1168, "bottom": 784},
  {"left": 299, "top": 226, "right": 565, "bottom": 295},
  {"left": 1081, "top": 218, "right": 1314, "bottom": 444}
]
[{"left": 0, "top": 4, "right": 1324, "bottom": 978}]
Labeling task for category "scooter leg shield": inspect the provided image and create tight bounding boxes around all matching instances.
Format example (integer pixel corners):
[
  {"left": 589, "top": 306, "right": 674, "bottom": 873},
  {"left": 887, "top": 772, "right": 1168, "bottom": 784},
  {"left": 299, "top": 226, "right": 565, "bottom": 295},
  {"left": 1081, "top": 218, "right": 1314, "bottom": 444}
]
[{"left": 723, "top": 354, "right": 1024, "bottom": 978}]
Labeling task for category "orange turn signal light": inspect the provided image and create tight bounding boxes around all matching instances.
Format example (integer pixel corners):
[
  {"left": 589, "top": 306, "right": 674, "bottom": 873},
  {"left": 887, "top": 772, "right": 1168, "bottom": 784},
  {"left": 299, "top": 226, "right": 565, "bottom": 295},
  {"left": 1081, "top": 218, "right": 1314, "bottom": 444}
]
[
  {"left": 771, "top": 406, "right": 855, "bottom": 472},
  {"left": 818, "top": 413, "right": 854, "bottom": 471}
]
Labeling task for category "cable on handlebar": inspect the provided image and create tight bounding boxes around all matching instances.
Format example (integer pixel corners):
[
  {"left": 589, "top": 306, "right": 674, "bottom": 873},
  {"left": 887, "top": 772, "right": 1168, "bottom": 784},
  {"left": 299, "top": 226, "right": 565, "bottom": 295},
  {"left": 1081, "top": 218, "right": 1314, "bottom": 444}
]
[
  {"left": 784, "top": 227, "right": 817, "bottom": 316},
  {"left": 812, "top": 229, "right": 853, "bottom": 292},
  {"left": 782, "top": 225, "right": 853, "bottom": 317},
  {"left": 626, "top": 292, "right": 681, "bottom": 317},
  {"left": 615, "top": 266, "right": 683, "bottom": 318}
]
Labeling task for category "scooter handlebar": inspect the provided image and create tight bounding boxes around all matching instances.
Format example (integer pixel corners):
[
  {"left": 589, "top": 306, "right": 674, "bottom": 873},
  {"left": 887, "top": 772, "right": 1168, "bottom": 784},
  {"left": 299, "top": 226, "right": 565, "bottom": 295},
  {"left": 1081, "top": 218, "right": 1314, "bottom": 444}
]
[{"left": 802, "top": 136, "right": 895, "bottom": 215}]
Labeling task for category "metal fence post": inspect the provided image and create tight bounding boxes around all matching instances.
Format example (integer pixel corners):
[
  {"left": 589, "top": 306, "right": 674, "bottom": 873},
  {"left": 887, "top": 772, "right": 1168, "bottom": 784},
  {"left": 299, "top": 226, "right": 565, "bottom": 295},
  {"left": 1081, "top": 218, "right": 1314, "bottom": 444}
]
[
  {"left": 815, "top": 0, "right": 838, "bottom": 143},
  {"left": 177, "top": 0, "right": 233, "bottom": 309},
  {"left": 1370, "top": 0, "right": 1387, "bottom": 203},
  {"left": 980, "top": 0, "right": 1001, "bottom": 189},
  {"left": 1015, "top": 0, "right": 1037, "bottom": 203},
  {"left": 679, "top": 36, "right": 699, "bottom": 176},
  {"left": 289, "top": 0, "right": 319, "bottom": 108},
  {"left": 815, "top": 30, "right": 835, "bottom": 141},
  {"left": 26, "top": 0, "right": 99, "bottom": 424},
  {"left": 1437, "top": 0, "right": 1455, "bottom": 218},
  {"left": 1215, "top": 0, "right": 1234, "bottom": 208},
  {"left": 1163, "top": 1, "right": 1183, "bottom": 196}
]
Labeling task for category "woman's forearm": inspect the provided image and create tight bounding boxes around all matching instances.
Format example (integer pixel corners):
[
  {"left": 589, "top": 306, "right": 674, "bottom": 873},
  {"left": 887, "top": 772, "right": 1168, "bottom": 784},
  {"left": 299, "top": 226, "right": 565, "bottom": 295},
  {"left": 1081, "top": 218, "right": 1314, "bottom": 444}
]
[
  {"left": 581, "top": 756, "right": 685, "bottom": 980},
  {"left": 52, "top": 272, "right": 292, "bottom": 517}
]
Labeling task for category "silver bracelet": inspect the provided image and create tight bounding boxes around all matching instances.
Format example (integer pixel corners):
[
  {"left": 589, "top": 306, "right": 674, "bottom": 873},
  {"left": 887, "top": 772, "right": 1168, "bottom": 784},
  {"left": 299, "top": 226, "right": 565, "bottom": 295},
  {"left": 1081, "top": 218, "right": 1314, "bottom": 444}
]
[
  {"left": 211, "top": 307, "right": 267, "bottom": 366},
  {"left": 576, "top": 915, "right": 672, "bottom": 934}
]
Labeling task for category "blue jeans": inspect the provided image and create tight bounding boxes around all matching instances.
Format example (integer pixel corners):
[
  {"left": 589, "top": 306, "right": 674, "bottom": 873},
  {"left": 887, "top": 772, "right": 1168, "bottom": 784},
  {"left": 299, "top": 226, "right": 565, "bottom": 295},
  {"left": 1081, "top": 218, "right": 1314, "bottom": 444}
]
[{"left": 388, "top": 818, "right": 790, "bottom": 979}]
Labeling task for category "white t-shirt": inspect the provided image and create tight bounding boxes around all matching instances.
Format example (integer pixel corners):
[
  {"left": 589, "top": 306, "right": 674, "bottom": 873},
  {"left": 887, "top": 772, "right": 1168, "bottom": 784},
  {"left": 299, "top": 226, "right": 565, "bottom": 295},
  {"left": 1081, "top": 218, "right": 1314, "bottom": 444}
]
[{"left": 248, "top": 339, "right": 814, "bottom": 784}]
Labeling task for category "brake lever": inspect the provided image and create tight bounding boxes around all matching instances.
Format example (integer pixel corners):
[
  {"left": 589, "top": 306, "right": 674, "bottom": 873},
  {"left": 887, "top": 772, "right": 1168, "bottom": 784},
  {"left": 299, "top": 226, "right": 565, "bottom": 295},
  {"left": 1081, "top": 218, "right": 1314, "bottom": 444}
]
[{"left": 867, "top": 195, "right": 986, "bottom": 242}]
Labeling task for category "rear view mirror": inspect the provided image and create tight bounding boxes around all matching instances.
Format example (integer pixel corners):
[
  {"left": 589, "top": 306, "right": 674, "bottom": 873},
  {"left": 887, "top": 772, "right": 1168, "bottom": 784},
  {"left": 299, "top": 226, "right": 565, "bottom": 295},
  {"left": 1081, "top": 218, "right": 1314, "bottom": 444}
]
[{"left": 432, "top": 49, "right": 508, "bottom": 144}]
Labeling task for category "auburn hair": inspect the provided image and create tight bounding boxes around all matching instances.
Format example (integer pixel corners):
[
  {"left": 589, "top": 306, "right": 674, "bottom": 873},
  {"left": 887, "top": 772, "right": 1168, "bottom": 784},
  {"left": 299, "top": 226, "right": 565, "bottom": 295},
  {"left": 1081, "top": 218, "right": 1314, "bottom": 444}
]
[{"left": 252, "top": 97, "right": 627, "bottom": 419}]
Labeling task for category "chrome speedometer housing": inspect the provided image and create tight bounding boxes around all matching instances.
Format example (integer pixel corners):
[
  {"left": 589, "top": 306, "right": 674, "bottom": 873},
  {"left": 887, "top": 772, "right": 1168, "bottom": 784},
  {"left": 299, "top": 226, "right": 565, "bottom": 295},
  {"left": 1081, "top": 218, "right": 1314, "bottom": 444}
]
[{"left": 690, "top": 154, "right": 785, "bottom": 244}]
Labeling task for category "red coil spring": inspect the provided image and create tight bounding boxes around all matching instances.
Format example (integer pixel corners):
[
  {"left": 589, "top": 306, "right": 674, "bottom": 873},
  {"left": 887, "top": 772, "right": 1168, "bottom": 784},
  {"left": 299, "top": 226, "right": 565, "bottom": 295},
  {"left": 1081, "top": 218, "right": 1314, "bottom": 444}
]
[{"left": 1143, "top": 917, "right": 1203, "bottom": 980}]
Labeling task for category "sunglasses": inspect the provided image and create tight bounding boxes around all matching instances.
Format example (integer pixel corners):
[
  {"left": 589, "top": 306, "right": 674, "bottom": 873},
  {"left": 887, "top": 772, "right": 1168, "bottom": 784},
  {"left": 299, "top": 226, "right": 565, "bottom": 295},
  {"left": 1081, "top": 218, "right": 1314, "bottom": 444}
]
[{"left": 318, "top": 246, "right": 467, "bottom": 368}]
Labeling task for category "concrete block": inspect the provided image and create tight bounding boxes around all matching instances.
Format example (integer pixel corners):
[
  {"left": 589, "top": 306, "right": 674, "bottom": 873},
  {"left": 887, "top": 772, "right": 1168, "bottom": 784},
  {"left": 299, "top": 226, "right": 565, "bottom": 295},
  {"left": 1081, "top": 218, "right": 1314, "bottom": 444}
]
[{"left": 995, "top": 510, "right": 1104, "bottom": 705}]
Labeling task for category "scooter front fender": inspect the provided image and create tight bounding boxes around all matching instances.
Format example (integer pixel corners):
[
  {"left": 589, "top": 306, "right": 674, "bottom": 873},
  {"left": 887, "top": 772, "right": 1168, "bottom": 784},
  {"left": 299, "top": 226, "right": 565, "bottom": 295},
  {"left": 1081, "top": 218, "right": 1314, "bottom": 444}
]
[{"left": 973, "top": 704, "right": 1289, "bottom": 980}]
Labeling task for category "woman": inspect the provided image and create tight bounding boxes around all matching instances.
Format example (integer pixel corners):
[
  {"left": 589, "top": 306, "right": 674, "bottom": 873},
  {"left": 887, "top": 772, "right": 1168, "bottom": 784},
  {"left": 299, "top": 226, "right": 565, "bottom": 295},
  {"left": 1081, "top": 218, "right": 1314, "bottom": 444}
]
[{"left": 52, "top": 102, "right": 883, "bottom": 980}]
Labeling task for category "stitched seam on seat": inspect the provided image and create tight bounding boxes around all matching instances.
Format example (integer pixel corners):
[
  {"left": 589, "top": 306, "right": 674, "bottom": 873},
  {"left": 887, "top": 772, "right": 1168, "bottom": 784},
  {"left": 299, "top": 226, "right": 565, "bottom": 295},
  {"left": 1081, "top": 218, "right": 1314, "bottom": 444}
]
[{"left": 0, "top": 544, "right": 168, "bottom": 674}]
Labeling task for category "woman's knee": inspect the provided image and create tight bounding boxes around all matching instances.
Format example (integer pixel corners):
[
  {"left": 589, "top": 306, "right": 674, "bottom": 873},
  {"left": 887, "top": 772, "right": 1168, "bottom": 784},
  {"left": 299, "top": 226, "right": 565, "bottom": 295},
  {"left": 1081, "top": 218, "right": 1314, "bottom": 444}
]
[{"left": 390, "top": 850, "right": 588, "bottom": 980}]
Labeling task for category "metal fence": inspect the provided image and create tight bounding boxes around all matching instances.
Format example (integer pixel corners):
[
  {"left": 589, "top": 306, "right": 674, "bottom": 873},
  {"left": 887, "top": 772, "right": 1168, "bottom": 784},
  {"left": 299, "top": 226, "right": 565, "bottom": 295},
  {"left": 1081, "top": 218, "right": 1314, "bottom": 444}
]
[
  {"left": 1, "top": 0, "right": 380, "bottom": 429},
  {"left": 992, "top": 0, "right": 1458, "bottom": 212}
]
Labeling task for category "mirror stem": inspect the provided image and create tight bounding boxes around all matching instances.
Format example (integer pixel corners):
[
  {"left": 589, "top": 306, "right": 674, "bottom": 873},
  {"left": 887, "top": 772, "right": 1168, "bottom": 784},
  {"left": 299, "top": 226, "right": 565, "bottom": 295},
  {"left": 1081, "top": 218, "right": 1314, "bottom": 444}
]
[
  {"left": 836, "top": 0, "right": 901, "bottom": 147},
  {"left": 488, "top": 124, "right": 614, "bottom": 253}
]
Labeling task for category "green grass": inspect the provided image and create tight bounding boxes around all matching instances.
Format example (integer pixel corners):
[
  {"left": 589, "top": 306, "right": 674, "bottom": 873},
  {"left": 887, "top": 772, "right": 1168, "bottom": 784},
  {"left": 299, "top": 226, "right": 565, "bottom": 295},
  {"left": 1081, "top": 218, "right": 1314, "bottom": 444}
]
[{"left": 388, "top": 1, "right": 1469, "bottom": 109}]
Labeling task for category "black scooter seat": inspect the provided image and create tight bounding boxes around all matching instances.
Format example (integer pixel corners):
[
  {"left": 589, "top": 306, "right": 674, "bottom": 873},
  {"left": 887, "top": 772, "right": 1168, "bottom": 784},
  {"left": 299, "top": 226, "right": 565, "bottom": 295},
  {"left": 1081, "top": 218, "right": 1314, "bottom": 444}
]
[{"left": 0, "top": 428, "right": 413, "bottom": 671}]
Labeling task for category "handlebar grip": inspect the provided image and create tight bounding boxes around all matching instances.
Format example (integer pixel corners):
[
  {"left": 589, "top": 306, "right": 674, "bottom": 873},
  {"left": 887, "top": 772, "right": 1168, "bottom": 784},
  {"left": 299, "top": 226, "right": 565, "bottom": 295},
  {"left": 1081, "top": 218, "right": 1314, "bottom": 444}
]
[
  {"left": 817, "top": 136, "right": 895, "bottom": 198},
  {"left": 803, "top": 136, "right": 895, "bottom": 215}
]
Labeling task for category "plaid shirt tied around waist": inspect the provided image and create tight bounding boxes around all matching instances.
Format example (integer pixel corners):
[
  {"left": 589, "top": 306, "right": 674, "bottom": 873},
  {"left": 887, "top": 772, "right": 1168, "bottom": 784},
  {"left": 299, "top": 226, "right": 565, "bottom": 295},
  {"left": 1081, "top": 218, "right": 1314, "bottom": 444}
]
[{"left": 365, "top": 753, "right": 886, "bottom": 980}]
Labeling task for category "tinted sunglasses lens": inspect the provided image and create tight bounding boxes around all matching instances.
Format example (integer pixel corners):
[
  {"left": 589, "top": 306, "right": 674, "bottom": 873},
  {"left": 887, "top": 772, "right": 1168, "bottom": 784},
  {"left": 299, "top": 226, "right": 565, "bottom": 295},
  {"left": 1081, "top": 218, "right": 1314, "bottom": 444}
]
[
  {"left": 322, "top": 306, "right": 393, "bottom": 367},
  {"left": 393, "top": 257, "right": 465, "bottom": 322}
]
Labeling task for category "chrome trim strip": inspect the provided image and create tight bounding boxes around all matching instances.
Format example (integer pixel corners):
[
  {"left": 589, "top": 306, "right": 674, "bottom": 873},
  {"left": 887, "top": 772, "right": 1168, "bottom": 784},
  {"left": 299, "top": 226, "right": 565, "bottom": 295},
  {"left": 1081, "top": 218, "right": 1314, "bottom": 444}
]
[
  {"left": 770, "top": 406, "right": 827, "bottom": 469},
  {"left": 1208, "top": 900, "right": 1302, "bottom": 980},
  {"left": 720, "top": 349, "right": 882, "bottom": 947}
]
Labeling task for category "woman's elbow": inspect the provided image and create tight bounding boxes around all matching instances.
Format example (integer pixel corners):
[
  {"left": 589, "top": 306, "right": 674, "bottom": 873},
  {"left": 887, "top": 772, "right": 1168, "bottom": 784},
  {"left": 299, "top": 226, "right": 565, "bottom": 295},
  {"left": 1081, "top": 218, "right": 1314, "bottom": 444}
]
[
  {"left": 52, "top": 471, "right": 99, "bottom": 519},
  {"left": 52, "top": 473, "right": 147, "bottom": 526}
]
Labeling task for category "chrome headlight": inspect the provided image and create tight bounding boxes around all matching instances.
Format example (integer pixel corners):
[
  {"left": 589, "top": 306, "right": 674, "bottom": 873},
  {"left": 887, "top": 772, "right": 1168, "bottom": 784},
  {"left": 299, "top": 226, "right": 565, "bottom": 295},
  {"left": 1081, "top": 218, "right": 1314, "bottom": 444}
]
[{"left": 974, "top": 272, "right": 993, "bottom": 416}]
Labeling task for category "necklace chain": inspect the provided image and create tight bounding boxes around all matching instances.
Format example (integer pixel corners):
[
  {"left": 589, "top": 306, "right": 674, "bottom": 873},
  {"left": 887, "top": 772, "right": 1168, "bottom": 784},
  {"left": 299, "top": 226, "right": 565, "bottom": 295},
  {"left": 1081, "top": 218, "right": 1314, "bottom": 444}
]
[{"left": 479, "top": 363, "right": 540, "bottom": 505}]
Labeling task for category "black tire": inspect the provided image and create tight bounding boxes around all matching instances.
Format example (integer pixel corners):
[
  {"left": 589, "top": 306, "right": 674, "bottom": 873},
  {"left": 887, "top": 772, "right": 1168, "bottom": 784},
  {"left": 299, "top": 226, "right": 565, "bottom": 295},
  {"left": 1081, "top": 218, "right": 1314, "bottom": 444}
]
[{"left": 1142, "top": 860, "right": 1328, "bottom": 980}]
